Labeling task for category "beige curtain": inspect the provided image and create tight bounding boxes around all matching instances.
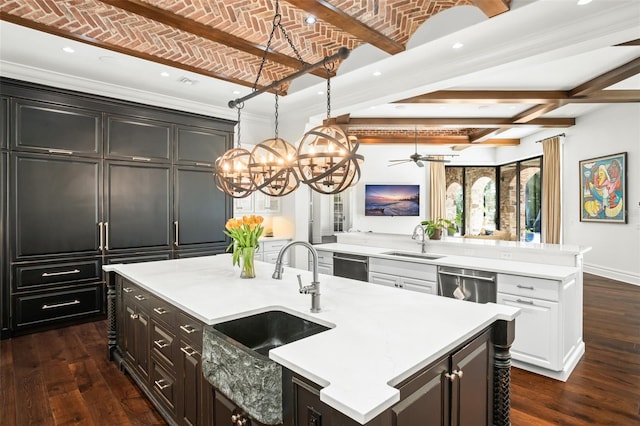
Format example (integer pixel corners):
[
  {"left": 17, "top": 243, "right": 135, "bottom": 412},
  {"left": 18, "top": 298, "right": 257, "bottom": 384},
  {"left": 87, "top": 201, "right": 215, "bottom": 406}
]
[
  {"left": 429, "top": 158, "right": 446, "bottom": 220},
  {"left": 542, "top": 136, "right": 561, "bottom": 243}
]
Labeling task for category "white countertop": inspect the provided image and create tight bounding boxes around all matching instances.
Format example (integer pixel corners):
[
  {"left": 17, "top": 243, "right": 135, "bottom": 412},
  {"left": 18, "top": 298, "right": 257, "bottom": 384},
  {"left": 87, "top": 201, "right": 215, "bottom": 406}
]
[
  {"left": 104, "top": 255, "right": 518, "bottom": 424},
  {"left": 314, "top": 243, "right": 578, "bottom": 281}
]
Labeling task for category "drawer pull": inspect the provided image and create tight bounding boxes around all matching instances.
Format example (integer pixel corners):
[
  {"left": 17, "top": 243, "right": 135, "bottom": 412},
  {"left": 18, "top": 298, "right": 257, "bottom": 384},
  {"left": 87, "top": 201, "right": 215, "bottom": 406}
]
[
  {"left": 48, "top": 148, "right": 74, "bottom": 155},
  {"left": 132, "top": 156, "right": 151, "bottom": 162},
  {"left": 153, "top": 307, "right": 168, "bottom": 315},
  {"left": 42, "top": 299, "right": 80, "bottom": 310},
  {"left": 123, "top": 287, "right": 133, "bottom": 293},
  {"left": 154, "top": 379, "right": 170, "bottom": 390},
  {"left": 180, "top": 345, "right": 198, "bottom": 357},
  {"left": 180, "top": 324, "right": 197, "bottom": 334},
  {"left": 516, "top": 285, "right": 535, "bottom": 290},
  {"left": 516, "top": 298, "right": 535, "bottom": 305},
  {"left": 130, "top": 313, "right": 139, "bottom": 320},
  {"left": 134, "top": 295, "right": 146, "bottom": 301},
  {"left": 154, "top": 339, "right": 169, "bottom": 349},
  {"left": 195, "top": 162, "right": 212, "bottom": 167},
  {"left": 41, "top": 269, "right": 80, "bottom": 277}
]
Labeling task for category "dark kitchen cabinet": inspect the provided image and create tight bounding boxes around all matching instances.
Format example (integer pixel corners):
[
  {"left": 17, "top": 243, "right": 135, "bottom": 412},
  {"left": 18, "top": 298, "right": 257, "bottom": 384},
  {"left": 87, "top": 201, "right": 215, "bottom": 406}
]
[
  {"left": 174, "top": 166, "right": 229, "bottom": 254},
  {"left": 1, "top": 150, "right": 9, "bottom": 337},
  {"left": 104, "top": 161, "right": 172, "bottom": 253},
  {"left": 106, "top": 115, "right": 172, "bottom": 162},
  {"left": 175, "top": 126, "right": 229, "bottom": 167},
  {"left": 122, "top": 283, "right": 151, "bottom": 381},
  {"left": 11, "top": 153, "right": 102, "bottom": 259}
]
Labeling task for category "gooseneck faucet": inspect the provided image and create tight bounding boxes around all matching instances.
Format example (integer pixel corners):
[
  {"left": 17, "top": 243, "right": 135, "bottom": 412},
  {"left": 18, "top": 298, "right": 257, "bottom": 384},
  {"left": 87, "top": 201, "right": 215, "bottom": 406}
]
[
  {"left": 412, "top": 224, "right": 428, "bottom": 253},
  {"left": 272, "top": 240, "right": 321, "bottom": 313}
]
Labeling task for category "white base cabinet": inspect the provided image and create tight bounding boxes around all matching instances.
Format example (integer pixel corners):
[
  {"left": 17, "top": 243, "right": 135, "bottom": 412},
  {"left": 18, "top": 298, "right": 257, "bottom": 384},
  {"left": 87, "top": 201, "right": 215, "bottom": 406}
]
[
  {"left": 369, "top": 257, "right": 437, "bottom": 295},
  {"left": 258, "top": 238, "right": 290, "bottom": 265}
]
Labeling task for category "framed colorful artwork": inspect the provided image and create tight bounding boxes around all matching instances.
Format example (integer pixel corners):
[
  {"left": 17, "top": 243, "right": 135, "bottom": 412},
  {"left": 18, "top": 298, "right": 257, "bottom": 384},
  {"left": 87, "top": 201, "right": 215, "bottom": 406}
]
[{"left": 579, "top": 152, "right": 627, "bottom": 223}]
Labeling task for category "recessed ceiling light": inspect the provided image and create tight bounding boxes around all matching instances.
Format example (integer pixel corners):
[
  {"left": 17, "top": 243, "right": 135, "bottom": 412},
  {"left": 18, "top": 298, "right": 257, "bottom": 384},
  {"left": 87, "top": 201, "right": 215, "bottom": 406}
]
[
  {"left": 577, "top": 0, "right": 592, "bottom": 5},
  {"left": 317, "top": 90, "right": 324, "bottom": 95},
  {"left": 232, "top": 90, "right": 241, "bottom": 95},
  {"left": 160, "top": 71, "right": 170, "bottom": 77},
  {"left": 305, "top": 15, "right": 317, "bottom": 24},
  {"left": 62, "top": 46, "right": 75, "bottom": 54},
  {"left": 373, "top": 71, "right": 382, "bottom": 77},
  {"left": 452, "top": 42, "right": 464, "bottom": 49}
]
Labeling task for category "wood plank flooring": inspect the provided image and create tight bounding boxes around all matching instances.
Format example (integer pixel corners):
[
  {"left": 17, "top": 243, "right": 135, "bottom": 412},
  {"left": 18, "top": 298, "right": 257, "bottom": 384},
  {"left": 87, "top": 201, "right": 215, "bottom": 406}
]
[{"left": 1, "top": 273, "right": 639, "bottom": 425}]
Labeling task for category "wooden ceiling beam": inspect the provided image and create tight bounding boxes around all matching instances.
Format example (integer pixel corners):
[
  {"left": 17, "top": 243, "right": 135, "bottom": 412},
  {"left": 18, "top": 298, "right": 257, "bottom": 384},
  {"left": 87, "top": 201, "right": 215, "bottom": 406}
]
[
  {"left": 286, "top": 0, "right": 405, "bottom": 55},
  {"left": 570, "top": 56, "right": 640, "bottom": 97},
  {"left": 355, "top": 135, "right": 520, "bottom": 146},
  {"left": 339, "top": 117, "right": 574, "bottom": 127},
  {"left": 469, "top": 128, "right": 501, "bottom": 143},
  {"left": 574, "top": 90, "right": 640, "bottom": 102},
  {"left": 96, "top": 0, "right": 329, "bottom": 79},
  {"left": 471, "top": 0, "right": 511, "bottom": 17},
  {"left": 0, "top": 13, "right": 266, "bottom": 91},
  {"left": 396, "top": 90, "right": 569, "bottom": 104},
  {"left": 512, "top": 103, "right": 561, "bottom": 124}
]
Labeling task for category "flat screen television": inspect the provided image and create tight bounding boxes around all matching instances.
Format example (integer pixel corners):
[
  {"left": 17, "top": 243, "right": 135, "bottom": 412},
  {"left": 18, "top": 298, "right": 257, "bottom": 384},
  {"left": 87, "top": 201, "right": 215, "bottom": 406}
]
[{"left": 364, "top": 184, "right": 420, "bottom": 216}]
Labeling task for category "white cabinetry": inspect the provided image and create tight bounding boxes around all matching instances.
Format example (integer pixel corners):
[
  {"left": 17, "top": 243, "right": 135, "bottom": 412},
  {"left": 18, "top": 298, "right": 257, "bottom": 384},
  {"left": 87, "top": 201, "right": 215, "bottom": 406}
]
[
  {"left": 497, "top": 273, "right": 581, "bottom": 380},
  {"left": 259, "top": 238, "right": 290, "bottom": 265},
  {"left": 369, "top": 257, "right": 437, "bottom": 295},
  {"left": 314, "top": 250, "right": 333, "bottom": 275}
]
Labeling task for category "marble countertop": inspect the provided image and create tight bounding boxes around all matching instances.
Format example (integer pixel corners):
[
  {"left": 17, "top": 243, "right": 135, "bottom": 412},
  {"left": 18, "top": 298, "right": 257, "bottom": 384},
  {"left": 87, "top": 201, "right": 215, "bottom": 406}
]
[
  {"left": 104, "top": 254, "right": 518, "bottom": 424},
  {"left": 314, "top": 243, "right": 578, "bottom": 281}
]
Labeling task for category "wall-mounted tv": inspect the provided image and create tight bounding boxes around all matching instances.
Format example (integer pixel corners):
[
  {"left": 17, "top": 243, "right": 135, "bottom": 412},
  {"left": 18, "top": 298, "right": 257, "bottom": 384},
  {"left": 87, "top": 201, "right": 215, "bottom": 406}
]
[{"left": 365, "top": 184, "right": 420, "bottom": 216}]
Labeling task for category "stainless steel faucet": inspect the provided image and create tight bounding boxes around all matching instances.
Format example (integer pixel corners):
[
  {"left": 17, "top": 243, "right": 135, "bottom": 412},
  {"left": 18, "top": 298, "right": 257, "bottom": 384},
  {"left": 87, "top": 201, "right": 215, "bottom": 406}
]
[
  {"left": 412, "top": 224, "right": 427, "bottom": 253},
  {"left": 272, "top": 240, "right": 321, "bottom": 313}
]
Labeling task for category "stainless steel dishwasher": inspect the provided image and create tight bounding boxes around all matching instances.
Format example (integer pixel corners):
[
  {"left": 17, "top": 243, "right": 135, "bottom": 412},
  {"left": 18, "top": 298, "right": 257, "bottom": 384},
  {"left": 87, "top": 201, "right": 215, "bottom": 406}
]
[
  {"left": 437, "top": 266, "right": 496, "bottom": 303},
  {"left": 333, "top": 252, "right": 369, "bottom": 282}
]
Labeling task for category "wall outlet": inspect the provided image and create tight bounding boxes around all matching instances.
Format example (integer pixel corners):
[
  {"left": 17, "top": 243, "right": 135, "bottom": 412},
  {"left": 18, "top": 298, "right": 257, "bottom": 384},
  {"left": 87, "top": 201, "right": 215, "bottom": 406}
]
[{"left": 500, "top": 252, "right": 513, "bottom": 260}]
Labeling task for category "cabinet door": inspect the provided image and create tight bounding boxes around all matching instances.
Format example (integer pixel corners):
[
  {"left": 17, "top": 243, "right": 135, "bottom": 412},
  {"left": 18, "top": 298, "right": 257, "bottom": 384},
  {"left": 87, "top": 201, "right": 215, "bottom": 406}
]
[
  {"left": 175, "top": 126, "right": 229, "bottom": 166},
  {"left": 106, "top": 115, "right": 171, "bottom": 162},
  {"left": 369, "top": 271, "right": 401, "bottom": 288},
  {"left": 178, "top": 340, "right": 202, "bottom": 426},
  {"left": 174, "top": 166, "right": 228, "bottom": 249},
  {"left": 1, "top": 152, "right": 7, "bottom": 335},
  {"left": 12, "top": 99, "right": 101, "bottom": 155},
  {"left": 105, "top": 161, "right": 171, "bottom": 252},
  {"left": 402, "top": 278, "right": 436, "bottom": 295},
  {"left": 497, "top": 293, "right": 560, "bottom": 370},
  {"left": 134, "top": 309, "right": 151, "bottom": 380},
  {"left": 450, "top": 329, "right": 491, "bottom": 426},
  {"left": 393, "top": 357, "right": 449, "bottom": 426},
  {"left": 12, "top": 153, "right": 101, "bottom": 259}
]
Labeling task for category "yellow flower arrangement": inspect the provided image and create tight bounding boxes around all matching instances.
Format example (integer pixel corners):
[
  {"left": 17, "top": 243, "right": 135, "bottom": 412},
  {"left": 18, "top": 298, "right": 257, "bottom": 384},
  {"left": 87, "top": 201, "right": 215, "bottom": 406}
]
[{"left": 224, "top": 215, "right": 264, "bottom": 274}]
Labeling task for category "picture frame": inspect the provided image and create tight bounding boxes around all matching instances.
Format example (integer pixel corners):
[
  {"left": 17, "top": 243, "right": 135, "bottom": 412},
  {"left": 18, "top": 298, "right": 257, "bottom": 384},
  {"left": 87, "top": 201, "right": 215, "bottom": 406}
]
[
  {"left": 364, "top": 184, "right": 420, "bottom": 216},
  {"left": 579, "top": 152, "right": 627, "bottom": 223}
]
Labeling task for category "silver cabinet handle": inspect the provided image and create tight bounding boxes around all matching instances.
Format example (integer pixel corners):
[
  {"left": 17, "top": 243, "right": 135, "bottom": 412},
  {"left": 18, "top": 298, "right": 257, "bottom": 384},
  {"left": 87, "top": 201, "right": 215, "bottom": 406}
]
[
  {"left": 132, "top": 156, "right": 151, "bottom": 162},
  {"left": 48, "top": 148, "right": 73, "bottom": 155},
  {"left": 516, "top": 285, "right": 535, "bottom": 290},
  {"left": 195, "top": 162, "right": 212, "bottom": 167},
  {"left": 130, "top": 313, "right": 139, "bottom": 320},
  {"left": 180, "top": 324, "right": 197, "bottom": 334},
  {"left": 516, "top": 298, "right": 535, "bottom": 305},
  {"left": 154, "top": 339, "right": 169, "bottom": 349},
  {"left": 153, "top": 307, "right": 168, "bottom": 315},
  {"left": 123, "top": 287, "right": 133, "bottom": 293},
  {"left": 134, "top": 295, "right": 146, "bottom": 301},
  {"left": 180, "top": 345, "right": 198, "bottom": 357},
  {"left": 42, "top": 269, "right": 80, "bottom": 277},
  {"left": 42, "top": 299, "right": 80, "bottom": 310},
  {"left": 445, "top": 369, "right": 463, "bottom": 381},
  {"left": 174, "top": 221, "right": 179, "bottom": 247},
  {"left": 98, "top": 222, "right": 104, "bottom": 250},
  {"left": 438, "top": 271, "right": 495, "bottom": 282},
  {"left": 154, "top": 379, "right": 170, "bottom": 390},
  {"left": 105, "top": 222, "right": 110, "bottom": 250}
]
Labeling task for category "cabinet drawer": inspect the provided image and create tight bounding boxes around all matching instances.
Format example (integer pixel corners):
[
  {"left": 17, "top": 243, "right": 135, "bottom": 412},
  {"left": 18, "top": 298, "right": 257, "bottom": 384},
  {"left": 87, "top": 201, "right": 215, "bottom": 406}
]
[
  {"left": 151, "top": 358, "right": 177, "bottom": 414},
  {"left": 122, "top": 283, "right": 149, "bottom": 309},
  {"left": 152, "top": 320, "right": 178, "bottom": 370},
  {"left": 262, "top": 250, "right": 288, "bottom": 265},
  {"left": 261, "top": 239, "right": 289, "bottom": 253},
  {"left": 13, "top": 285, "right": 103, "bottom": 328},
  {"left": 498, "top": 274, "right": 559, "bottom": 301},
  {"left": 148, "top": 293, "right": 177, "bottom": 326},
  {"left": 13, "top": 259, "right": 102, "bottom": 291},
  {"left": 177, "top": 311, "right": 204, "bottom": 347}
]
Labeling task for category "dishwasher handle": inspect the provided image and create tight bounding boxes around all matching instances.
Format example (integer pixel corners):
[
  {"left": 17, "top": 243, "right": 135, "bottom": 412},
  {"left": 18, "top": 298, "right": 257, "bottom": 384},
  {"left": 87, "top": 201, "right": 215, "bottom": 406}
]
[
  {"left": 333, "top": 255, "right": 368, "bottom": 264},
  {"left": 438, "top": 270, "right": 495, "bottom": 282}
]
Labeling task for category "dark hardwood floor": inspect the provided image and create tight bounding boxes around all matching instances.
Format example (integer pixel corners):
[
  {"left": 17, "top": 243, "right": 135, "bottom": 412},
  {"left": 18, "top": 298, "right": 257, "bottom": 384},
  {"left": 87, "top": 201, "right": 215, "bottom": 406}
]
[{"left": 1, "top": 273, "right": 639, "bottom": 425}]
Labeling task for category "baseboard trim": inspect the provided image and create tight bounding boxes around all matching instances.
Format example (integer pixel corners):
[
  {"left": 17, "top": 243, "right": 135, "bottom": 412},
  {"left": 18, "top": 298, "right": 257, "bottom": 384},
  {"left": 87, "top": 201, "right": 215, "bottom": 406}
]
[{"left": 583, "top": 264, "right": 640, "bottom": 286}]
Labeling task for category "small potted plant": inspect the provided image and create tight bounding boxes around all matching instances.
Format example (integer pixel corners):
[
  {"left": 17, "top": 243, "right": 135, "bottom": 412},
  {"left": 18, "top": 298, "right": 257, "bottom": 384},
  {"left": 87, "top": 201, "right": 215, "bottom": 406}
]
[{"left": 420, "top": 218, "right": 456, "bottom": 240}]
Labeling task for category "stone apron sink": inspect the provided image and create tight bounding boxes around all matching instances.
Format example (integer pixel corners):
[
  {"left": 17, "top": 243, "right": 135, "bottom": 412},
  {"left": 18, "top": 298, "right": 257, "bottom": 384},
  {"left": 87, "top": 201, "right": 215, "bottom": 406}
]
[{"left": 202, "top": 310, "right": 331, "bottom": 425}]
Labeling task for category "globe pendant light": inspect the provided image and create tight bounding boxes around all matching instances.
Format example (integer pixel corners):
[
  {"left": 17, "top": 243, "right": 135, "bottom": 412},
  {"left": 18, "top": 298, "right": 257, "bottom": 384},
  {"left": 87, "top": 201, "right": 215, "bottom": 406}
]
[
  {"left": 297, "top": 63, "right": 364, "bottom": 194},
  {"left": 250, "top": 92, "right": 300, "bottom": 197},
  {"left": 214, "top": 104, "right": 255, "bottom": 198}
]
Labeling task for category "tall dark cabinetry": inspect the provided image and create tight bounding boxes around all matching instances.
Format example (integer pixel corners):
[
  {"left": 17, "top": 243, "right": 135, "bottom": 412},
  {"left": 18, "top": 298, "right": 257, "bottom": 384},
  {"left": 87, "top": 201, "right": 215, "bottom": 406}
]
[{"left": 1, "top": 78, "right": 234, "bottom": 337}]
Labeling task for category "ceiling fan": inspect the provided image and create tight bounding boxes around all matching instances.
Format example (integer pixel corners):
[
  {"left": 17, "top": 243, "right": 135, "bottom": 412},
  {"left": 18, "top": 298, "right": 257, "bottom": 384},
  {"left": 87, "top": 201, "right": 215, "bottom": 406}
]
[{"left": 388, "top": 129, "right": 455, "bottom": 167}]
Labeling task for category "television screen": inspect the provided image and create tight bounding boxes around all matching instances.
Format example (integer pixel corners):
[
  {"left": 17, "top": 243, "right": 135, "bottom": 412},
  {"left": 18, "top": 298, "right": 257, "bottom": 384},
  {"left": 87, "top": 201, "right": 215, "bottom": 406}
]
[{"left": 365, "top": 184, "right": 420, "bottom": 216}]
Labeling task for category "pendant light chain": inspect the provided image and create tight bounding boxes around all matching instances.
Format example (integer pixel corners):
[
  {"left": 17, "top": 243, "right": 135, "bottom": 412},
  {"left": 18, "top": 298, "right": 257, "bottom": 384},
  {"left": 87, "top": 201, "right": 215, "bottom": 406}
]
[
  {"left": 325, "top": 61, "right": 335, "bottom": 119},
  {"left": 236, "top": 103, "right": 244, "bottom": 147},
  {"left": 274, "top": 90, "right": 279, "bottom": 140}
]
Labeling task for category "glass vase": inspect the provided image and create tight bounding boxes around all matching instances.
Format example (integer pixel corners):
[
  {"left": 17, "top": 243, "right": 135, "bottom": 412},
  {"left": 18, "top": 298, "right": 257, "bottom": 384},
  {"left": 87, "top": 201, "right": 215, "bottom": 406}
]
[{"left": 239, "top": 246, "right": 257, "bottom": 278}]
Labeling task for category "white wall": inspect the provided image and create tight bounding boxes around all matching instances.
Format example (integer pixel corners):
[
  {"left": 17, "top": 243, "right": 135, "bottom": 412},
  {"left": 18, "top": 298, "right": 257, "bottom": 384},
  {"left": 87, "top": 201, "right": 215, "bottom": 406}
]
[{"left": 560, "top": 104, "right": 640, "bottom": 285}]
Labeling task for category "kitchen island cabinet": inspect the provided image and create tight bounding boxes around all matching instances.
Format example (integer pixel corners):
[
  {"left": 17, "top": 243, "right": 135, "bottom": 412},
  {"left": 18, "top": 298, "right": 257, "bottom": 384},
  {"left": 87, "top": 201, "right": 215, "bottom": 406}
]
[{"left": 104, "top": 255, "right": 518, "bottom": 426}]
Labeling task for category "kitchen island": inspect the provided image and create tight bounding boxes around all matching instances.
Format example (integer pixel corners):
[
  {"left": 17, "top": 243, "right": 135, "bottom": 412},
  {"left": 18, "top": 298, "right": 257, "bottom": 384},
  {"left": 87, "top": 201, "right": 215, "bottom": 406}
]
[{"left": 104, "top": 254, "right": 518, "bottom": 426}]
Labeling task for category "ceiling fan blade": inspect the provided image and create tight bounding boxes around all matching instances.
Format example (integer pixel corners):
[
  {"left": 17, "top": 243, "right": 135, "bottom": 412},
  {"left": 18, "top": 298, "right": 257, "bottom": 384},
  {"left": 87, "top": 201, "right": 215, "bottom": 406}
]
[
  {"left": 388, "top": 159, "right": 411, "bottom": 162},
  {"left": 418, "top": 156, "right": 451, "bottom": 163},
  {"left": 388, "top": 161, "right": 411, "bottom": 167},
  {"left": 416, "top": 160, "right": 424, "bottom": 167}
]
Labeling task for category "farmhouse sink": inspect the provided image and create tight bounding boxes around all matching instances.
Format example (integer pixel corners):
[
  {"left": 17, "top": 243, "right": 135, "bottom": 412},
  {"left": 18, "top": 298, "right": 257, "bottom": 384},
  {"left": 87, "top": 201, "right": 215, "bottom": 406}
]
[
  {"left": 213, "top": 310, "right": 331, "bottom": 356},
  {"left": 382, "top": 251, "right": 443, "bottom": 261}
]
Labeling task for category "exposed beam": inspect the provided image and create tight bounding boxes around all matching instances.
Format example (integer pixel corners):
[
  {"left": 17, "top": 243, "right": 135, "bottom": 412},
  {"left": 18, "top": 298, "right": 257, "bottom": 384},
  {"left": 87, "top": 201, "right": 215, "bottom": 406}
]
[
  {"left": 469, "top": 128, "right": 501, "bottom": 143},
  {"left": 571, "top": 56, "right": 640, "bottom": 97},
  {"left": 355, "top": 135, "right": 520, "bottom": 146},
  {"left": 572, "top": 90, "right": 640, "bottom": 103},
  {"left": 396, "top": 90, "right": 569, "bottom": 104},
  {"left": 96, "top": 0, "right": 330, "bottom": 79},
  {"left": 471, "top": 0, "right": 511, "bottom": 17},
  {"left": 512, "top": 103, "right": 561, "bottom": 124},
  {"left": 287, "top": 0, "right": 405, "bottom": 55},
  {"left": 339, "top": 117, "right": 574, "bottom": 127},
  {"left": 0, "top": 13, "right": 266, "bottom": 91}
]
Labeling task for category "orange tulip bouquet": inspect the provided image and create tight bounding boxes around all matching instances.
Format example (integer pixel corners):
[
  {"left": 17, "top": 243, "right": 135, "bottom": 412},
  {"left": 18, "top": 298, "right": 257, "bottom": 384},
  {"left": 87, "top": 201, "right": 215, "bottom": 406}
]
[{"left": 224, "top": 215, "right": 264, "bottom": 278}]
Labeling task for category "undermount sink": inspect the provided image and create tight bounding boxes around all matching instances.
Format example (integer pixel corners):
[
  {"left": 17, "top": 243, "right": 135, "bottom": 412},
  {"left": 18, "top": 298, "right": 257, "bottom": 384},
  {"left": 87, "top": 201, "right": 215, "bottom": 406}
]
[
  {"left": 382, "top": 251, "right": 443, "bottom": 261},
  {"left": 213, "top": 310, "right": 331, "bottom": 356}
]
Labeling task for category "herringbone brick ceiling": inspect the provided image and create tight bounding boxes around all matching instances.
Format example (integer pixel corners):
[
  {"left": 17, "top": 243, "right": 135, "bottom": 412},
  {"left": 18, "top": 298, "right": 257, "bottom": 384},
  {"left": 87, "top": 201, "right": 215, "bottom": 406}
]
[{"left": 0, "top": 0, "right": 502, "bottom": 94}]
